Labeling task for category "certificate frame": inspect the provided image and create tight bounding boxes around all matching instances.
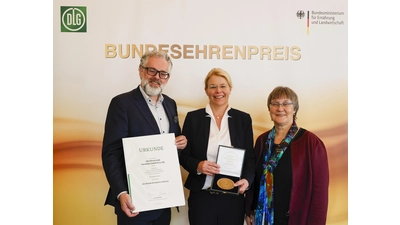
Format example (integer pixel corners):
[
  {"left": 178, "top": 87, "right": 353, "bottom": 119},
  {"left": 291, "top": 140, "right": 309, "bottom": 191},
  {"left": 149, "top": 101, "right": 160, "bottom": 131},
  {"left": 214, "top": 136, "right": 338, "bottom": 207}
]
[
  {"left": 210, "top": 145, "right": 245, "bottom": 195},
  {"left": 122, "top": 133, "right": 185, "bottom": 212}
]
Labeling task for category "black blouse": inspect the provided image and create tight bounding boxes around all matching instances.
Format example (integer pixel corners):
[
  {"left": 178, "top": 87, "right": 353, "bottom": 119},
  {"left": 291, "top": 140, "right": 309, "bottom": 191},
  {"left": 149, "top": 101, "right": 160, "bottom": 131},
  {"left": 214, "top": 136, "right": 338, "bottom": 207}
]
[{"left": 254, "top": 143, "right": 292, "bottom": 225}]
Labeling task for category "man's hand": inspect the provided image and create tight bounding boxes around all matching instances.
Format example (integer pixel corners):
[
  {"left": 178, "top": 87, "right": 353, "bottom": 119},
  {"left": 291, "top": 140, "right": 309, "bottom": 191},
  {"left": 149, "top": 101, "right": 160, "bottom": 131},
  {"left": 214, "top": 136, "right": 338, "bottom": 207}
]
[
  {"left": 119, "top": 193, "right": 139, "bottom": 217},
  {"left": 175, "top": 135, "right": 187, "bottom": 150}
]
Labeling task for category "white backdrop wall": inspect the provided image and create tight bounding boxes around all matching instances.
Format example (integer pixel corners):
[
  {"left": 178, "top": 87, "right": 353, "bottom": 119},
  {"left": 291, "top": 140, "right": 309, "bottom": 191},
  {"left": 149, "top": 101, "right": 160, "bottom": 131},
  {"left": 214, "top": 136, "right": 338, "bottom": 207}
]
[{"left": 54, "top": 1, "right": 348, "bottom": 224}]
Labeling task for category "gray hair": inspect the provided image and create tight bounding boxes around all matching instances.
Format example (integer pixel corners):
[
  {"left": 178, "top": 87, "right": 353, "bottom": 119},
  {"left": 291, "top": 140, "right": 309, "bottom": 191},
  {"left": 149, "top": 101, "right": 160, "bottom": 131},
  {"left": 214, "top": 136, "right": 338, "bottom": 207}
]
[
  {"left": 139, "top": 50, "right": 173, "bottom": 72},
  {"left": 267, "top": 86, "right": 299, "bottom": 120}
]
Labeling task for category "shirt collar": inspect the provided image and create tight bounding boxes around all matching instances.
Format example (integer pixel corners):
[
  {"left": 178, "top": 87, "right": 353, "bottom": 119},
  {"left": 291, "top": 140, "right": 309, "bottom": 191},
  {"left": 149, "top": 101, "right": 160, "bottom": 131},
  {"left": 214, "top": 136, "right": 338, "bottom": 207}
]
[{"left": 205, "top": 103, "right": 231, "bottom": 119}]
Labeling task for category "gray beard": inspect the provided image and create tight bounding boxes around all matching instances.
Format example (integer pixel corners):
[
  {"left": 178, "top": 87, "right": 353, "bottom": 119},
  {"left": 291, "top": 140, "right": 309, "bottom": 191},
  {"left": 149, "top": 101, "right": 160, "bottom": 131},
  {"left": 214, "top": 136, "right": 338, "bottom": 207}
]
[{"left": 142, "top": 80, "right": 163, "bottom": 96}]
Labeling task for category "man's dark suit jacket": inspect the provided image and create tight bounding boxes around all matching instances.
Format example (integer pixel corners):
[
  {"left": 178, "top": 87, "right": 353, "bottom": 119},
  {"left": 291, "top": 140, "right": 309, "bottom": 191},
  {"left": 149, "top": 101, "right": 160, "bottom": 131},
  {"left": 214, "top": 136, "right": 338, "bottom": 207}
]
[
  {"left": 102, "top": 85, "right": 182, "bottom": 220},
  {"left": 179, "top": 108, "right": 255, "bottom": 193}
]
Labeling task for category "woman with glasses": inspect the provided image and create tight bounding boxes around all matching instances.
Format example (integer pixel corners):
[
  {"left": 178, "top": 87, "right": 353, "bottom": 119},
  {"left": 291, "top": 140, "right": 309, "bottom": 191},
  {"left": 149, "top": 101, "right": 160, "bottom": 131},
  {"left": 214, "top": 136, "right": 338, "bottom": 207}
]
[
  {"left": 244, "top": 86, "right": 329, "bottom": 225},
  {"left": 179, "top": 68, "right": 255, "bottom": 225}
]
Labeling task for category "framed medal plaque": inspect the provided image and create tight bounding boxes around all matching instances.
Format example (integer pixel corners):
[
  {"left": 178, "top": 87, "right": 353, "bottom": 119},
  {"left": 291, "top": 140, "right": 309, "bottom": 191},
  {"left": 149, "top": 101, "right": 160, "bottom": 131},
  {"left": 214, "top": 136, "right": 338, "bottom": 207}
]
[{"left": 210, "top": 145, "right": 245, "bottom": 194}]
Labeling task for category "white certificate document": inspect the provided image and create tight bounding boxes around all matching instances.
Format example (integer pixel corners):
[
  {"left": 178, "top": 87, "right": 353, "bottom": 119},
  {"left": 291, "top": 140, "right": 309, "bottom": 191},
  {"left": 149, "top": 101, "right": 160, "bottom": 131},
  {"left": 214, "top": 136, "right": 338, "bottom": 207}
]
[{"left": 122, "top": 133, "right": 185, "bottom": 213}]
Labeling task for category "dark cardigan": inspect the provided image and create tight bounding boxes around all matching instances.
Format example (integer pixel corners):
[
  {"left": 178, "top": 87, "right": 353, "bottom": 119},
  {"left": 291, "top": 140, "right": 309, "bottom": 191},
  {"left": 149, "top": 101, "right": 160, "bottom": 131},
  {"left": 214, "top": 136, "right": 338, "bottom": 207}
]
[{"left": 245, "top": 128, "right": 329, "bottom": 225}]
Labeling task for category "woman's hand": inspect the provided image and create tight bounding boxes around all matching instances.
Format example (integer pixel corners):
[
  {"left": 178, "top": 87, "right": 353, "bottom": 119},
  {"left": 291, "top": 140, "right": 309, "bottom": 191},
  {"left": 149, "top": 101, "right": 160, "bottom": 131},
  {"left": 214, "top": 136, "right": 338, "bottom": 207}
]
[
  {"left": 234, "top": 179, "right": 249, "bottom": 194},
  {"left": 198, "top": 160, "right": 220, "bottom": 176},
  {"left": 245, "top": 214, "right": 254, "bottom": 225}
]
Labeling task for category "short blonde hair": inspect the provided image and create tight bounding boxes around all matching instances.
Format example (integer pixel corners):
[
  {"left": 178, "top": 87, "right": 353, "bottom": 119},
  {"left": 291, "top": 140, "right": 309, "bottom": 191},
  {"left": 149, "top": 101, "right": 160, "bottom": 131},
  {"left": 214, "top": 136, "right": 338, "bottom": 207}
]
[{"left": 204, "top": 68, "right": 233, "bottom": 89}]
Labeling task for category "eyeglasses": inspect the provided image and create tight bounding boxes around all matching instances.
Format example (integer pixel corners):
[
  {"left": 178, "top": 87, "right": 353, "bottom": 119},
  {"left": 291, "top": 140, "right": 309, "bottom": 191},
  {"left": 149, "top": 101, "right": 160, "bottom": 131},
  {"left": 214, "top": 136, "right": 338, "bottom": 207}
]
[
  {"left": 208, "top": 84, "right": 228, "bottom": 89},
  {"left": 142, "top": 66, "right": 170, "bottom": 79},
  {"left": 269, "top": 102, "right": 293, "bottom": 108}
]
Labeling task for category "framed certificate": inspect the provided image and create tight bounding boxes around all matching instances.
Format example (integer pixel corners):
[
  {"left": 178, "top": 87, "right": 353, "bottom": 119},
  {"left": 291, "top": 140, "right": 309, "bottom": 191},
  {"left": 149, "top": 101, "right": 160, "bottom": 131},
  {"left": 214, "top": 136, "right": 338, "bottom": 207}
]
[
  {"left": 122, "top": 133, "right": 185, "bottom": 212},
  {"left": 210, "top": 145, "right": 245, "bottom": 194}
]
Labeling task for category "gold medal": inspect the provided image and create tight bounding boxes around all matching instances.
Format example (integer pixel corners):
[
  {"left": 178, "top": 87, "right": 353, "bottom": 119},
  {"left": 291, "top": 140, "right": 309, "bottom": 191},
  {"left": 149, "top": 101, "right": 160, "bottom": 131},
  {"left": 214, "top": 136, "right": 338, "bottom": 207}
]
[{"left": 217, "top": 178, "right": 235, "bottom": 190}]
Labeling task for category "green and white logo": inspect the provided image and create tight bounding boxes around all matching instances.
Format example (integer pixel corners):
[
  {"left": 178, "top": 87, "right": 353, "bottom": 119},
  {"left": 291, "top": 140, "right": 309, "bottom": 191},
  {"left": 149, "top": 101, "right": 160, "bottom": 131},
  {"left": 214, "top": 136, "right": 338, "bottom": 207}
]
[{"left": 61, "top": 6, "right": 87, "bottom": 32}]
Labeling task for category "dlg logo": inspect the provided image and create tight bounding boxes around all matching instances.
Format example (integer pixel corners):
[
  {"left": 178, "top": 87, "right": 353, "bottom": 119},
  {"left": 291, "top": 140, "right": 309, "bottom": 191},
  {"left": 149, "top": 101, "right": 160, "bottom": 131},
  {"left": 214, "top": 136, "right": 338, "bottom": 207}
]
[{"left": 61, "top": 6, "right": 87, "bottom": 32}]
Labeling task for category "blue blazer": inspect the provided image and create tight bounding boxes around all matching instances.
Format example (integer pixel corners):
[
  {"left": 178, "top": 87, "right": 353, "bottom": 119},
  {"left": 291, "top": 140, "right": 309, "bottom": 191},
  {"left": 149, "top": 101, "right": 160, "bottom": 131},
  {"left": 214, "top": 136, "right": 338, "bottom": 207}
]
[
  {"left": 102, "top": 85, "right": 182, "bottom": 219},
  {"left": 179, "top": 108, "right": 255, "bottom": 192}
]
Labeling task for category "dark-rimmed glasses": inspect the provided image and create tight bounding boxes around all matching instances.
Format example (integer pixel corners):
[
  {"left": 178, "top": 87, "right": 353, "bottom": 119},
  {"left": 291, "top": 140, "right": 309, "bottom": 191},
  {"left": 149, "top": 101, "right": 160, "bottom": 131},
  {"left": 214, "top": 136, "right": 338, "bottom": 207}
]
[{"left": 142, "top": 66, "right": 170, "bottom": 79}]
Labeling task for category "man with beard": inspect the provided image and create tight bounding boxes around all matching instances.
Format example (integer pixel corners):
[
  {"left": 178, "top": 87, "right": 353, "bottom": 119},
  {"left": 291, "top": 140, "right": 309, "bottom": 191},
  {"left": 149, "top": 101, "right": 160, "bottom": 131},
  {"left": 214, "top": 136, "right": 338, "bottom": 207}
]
[{"left": 102, "top": 50, "right": 187, "bottom": 225}]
